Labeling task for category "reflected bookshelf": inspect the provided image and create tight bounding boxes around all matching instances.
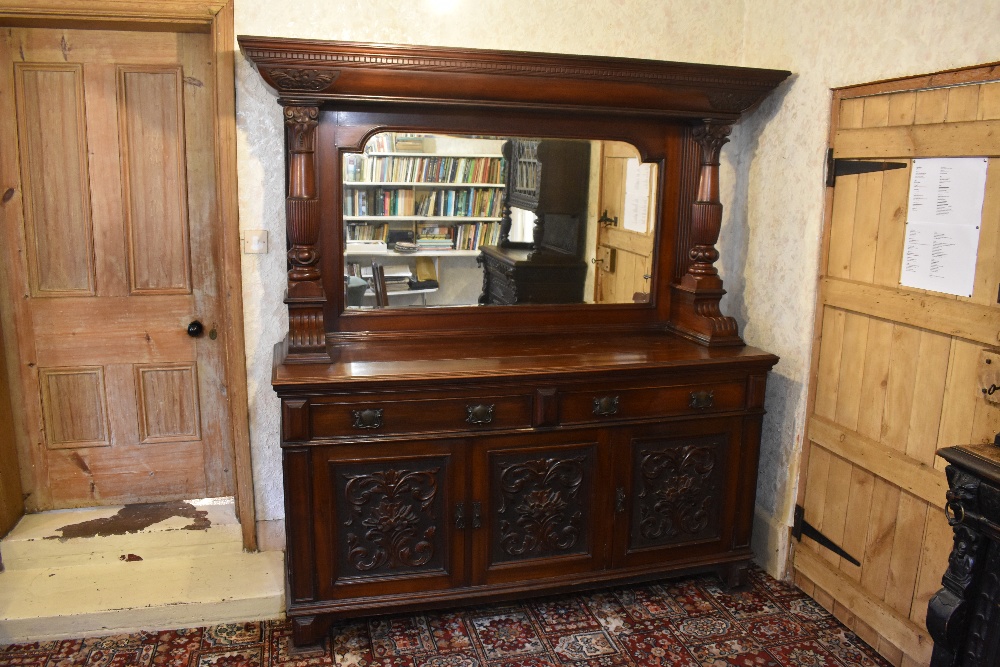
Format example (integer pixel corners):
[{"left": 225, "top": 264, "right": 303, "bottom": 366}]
[{"left": 343, "top": 133, "right": 506, "bottom": 254}]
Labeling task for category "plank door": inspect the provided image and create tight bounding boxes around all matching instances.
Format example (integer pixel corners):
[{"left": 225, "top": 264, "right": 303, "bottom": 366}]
[
  {"left": 794, "top": 67, "right": 1000, "bottom": 667},
  {"left": 594, "top": 141, "right": 656, "bottom": 303},
  {"left": 0, "top": 28, "right": 234, "bottom": 509}
]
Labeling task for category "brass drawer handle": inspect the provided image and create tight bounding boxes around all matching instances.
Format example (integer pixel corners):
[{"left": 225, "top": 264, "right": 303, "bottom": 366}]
[
  {"left": 455, "top": 502, "right": 466, "bottom": 529},
  {"left": 592, "top": 395, "right": 620, "bottom": 417},
  {"left": 351, "top": 408, "right": 383, "bottom": 429},
  {"left": 689, "top": 390, "right": 714, "bottom": 410},
  {"left": 472, "top": 501, "right": 482, "bottom": 529},
  {"left": 466, "top": 403, "right": 495, "bottom": 426}
]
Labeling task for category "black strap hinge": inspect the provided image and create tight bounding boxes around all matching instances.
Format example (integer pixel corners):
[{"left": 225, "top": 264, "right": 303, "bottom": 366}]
[
  {"left": 792, "top": 504, "right": 861, "bottom": 566},
  {"left": 825, "top": 148, "right": 907, "bottom": 187}
]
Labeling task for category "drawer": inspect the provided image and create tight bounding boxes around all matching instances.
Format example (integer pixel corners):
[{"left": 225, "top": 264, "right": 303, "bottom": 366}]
[
  {"left": 558, "top": 380, "right": 745, "bottom": 425},
  {"left": 308, "top": 392, "right": 533, "bottom": 438}
]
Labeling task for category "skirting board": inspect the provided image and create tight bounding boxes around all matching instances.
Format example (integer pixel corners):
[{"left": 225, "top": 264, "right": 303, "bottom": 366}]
[
  {"left": 256, "top": 519, "right": 285, "bottom": 553},
  {"left": 752, "top": 505, "right": 790, "bottom": 580}
]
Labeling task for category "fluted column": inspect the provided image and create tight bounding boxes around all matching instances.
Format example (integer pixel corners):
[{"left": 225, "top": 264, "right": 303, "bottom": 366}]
[{"left": 283, "top": 103, "right": 326, "bottom": 356}]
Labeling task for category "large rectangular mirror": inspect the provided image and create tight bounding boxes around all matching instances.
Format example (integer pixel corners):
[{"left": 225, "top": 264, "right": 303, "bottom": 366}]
[{"left": 342, "top": 132, "right": 659, "bottom": 309}]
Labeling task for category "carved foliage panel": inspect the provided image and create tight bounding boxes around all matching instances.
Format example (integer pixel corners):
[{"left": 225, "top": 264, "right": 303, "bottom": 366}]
[
  {"left": 332, "top": 458, "right": 448, "bottom": 581},
  {"left": 489, "top": 447, "right": 593, "bottom": 564},
  {"left": 629, "top": 433, "right": 726, "bottom": 550}
]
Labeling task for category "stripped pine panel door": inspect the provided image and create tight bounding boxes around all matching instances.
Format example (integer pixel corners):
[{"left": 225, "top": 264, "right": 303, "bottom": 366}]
[
  {"left": 0, "top": 28, "right": 233, "bottom": 509},
  {"left": 794, "top": 67, "right": 1000, "bottom": 667},
  {"left": 594, "top": 141, "right": 656, "bottom": 303}
]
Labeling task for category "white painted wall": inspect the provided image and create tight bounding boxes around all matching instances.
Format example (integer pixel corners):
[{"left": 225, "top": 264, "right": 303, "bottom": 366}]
[{"left": 233, "top": 0, "right": 1000, "bottom": 575}]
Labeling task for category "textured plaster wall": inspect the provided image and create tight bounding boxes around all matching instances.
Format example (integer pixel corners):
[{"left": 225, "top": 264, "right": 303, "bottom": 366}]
[
  {"left": 233, "top": 0, "right": 1000, "bottom": 576},
  {"left": 721, "top": 0, "right": 1000, "bottom": 573}
]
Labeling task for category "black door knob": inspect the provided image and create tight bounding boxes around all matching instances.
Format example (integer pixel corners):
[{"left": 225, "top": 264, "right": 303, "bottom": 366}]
[{"left": 187, "top": 320, "right": 204, "bottom": 337}]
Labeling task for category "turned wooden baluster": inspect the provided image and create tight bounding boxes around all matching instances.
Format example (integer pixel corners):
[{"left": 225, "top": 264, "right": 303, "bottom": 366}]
[
  {"left": 669, "top": 120, "right": 742, "bottom": 346},
  {"left": 283, "top": 103, "right": 327, "bottom": 356}
]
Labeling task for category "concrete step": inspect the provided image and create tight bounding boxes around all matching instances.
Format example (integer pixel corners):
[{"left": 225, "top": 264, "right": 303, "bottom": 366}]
[
  {"left": 0, "top": 500, "right": 284, "bottom": 644},
  {"left": 0, "top": 499, "right": 243, "bottom": 570},
  {"left": 0, "top": 550, "right": 285, "bottom": 643}
]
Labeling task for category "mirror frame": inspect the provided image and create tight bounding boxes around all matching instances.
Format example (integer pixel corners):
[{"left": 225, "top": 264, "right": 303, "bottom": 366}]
[{"left": 239, "top": 37, "right": 789, "bottom": 360}]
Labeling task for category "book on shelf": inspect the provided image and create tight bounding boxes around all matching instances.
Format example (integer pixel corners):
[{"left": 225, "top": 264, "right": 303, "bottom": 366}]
[
  {"left": 346, "top": 223, "right": 388, "bottom": 242},
  {"left": 453, "top": 221, "right": 502, "bottom": 251},
  {"left": 416, "top": 223, "right": 454, "bottom": 249}
]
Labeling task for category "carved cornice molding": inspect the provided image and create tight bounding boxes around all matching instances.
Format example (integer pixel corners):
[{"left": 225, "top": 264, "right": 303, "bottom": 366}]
[{"left": 239, "top": 36, "right": 790, "bottom": 117}]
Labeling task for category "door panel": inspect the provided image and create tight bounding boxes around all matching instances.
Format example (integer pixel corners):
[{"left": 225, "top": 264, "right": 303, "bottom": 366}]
[
  {"left": 611, "top": 418, "right": 742, "bottom": 570},
  {"left": 594, "top": 141, "right": 656, "bottom": 303},
  {"left": 795, "top": 70, "right": 1000, "bottom": 666},
  {"left": 15, "top": 64, "right": 95, "bottom": 297},
  {"left": 0, "top": 28, "right": 232, "bottom": 508},
  {"left": 470, "top": 431, "right": 611, "bottom": 585},
  {"left": 315, "top": 441, "right": 467, "bottom": 599}
]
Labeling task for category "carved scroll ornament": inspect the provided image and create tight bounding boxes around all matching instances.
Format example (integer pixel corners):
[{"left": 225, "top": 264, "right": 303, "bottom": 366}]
[{"left": 342, "top": 467, "right": 440, "bottom": 572}]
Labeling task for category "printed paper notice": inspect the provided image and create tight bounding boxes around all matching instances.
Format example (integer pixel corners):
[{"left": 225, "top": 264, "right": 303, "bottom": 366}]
[
  {"left": 623, "top": 159, "right": 652, "bottom": 233},
  {"left": 900, "top": 157, "right": 988, "bottom": 296}
]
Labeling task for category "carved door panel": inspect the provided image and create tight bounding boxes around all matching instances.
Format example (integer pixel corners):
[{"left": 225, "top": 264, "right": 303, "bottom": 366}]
[
  {"left": 594, "top": 141, "right": 656, "bottom": 304},
  {"left": 0, "top": 28, "right": 232, "bottom": 508},
  {"left": 611, "top": 418, "right": 742, "bottom": 569},
  {"left": 470, "top": 430, "right": 612, "bottom": 585},
  {"left": 315, "top": 440, "right": 467, "bottom": 599}
]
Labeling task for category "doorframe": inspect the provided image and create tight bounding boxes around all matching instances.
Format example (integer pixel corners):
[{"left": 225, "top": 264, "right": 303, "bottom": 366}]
[{"left": 0, "top": 0, "right": 257, "bottom": 551}]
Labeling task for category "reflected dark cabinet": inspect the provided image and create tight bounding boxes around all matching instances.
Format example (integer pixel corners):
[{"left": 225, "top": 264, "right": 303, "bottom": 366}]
[{"left": 482, "top": 139, "right": 591, "bottom": 305}]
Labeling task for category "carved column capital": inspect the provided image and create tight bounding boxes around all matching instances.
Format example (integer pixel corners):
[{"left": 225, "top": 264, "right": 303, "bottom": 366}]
[
  {"left": 284, "top": 104, "right": 319, "bottom": 149},
  {"left": 692, "top": 121, "right": 732, "bottom": 166}
]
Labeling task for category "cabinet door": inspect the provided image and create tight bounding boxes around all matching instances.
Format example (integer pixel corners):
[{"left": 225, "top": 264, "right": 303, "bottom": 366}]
[
  {"left": 470, "top": 430, "right": 611, "bottom": 585},
  {"left": 314, "top": 440, "right": 467, "bottom": 600},
  {"left": 612, "top": 418, "right": 743, "bottom": 569}
]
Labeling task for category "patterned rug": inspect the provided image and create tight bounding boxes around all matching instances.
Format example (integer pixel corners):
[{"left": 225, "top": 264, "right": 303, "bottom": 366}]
[{"left": 1, "top": 568, "right": 890, "bottom": 667}]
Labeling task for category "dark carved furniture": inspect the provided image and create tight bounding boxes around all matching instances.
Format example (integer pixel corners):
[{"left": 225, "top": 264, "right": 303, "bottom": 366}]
[
  {"left": 478, "top": 246, "right": 588, "bottom": 305},
  {"left": 239, "top": 36, "right": 789, "bottom": 649},
  {"left": 480, "top": 139, "right": 591, "bottom": 304},
  {"left": 928, "top": 442, "right": 1000, "bottom": 667}
]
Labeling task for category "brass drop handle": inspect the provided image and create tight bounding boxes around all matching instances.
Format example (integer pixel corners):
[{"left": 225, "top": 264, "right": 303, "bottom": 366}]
[
  {"left": 187, "top": 320, "right": 204, "bottom": 337},
  {"left": 615, "top": 487, "right": 626, "bottom": 514},
  {"left": 455, "top": 502, "right": 466, "bottom": 529},
  {"left": 472, "top": 501, "right": 482, "bottom": 529}
]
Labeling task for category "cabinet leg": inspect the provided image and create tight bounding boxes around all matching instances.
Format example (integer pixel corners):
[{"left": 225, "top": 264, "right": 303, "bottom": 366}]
[
  {"left": 718, "top": 561, "right": 750, "bottom": 591},
  {"left": 288, "top": 615, "right": 332, "bottom": 654}
]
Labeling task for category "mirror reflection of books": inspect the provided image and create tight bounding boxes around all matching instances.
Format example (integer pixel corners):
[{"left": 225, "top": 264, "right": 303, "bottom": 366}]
[{"left": 417, "top": 223, "right": 453, "bottom": 250}]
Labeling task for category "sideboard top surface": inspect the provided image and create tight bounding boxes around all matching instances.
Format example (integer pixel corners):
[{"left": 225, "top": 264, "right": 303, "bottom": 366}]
[{"left": 272, "top": 331, "right": 778, "bottom": 391}]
